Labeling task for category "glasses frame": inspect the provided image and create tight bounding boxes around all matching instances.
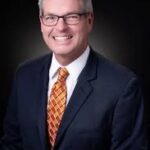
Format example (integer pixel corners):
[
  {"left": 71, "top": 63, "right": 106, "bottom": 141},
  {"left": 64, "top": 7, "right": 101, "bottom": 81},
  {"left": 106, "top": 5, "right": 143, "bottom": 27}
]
[{"left": 40, "top": 12, "right": 89, "bottom": 26}]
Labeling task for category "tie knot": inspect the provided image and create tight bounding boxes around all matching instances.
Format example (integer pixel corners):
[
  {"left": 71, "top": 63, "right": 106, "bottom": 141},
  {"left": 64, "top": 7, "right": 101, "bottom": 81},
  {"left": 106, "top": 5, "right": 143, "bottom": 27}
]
[{"left": 58, "top": 67, "right": 69, "bottom": 82}]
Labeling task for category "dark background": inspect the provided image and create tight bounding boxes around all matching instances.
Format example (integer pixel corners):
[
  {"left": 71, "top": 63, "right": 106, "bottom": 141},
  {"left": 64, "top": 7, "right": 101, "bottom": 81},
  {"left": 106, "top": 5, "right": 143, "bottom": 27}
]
[{"left": 1, "top": 0, "right": 150, "bottom": 146}]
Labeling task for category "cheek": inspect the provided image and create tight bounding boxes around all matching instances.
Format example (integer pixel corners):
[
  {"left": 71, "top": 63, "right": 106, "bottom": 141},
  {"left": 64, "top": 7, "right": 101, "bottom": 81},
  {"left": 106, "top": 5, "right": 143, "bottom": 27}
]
[
  {"left": 77, "top": 20, "right": 92, "bottom": 35},
  {"left": 41, "top": 24, "right": 52, "bottom": 35},
  {"left": 76, "top": 25, "right": 90, "bottom": 39},
  {"left": 88, "top": 24, "right": 93, "bottom": 33},
  {"left": 42, "top": 28, "right": 50, "bottom": 35}
]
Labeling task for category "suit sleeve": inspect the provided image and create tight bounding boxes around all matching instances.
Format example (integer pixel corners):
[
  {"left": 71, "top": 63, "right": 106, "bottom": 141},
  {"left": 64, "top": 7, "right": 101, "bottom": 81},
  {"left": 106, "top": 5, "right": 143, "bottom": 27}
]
[
  {"left": 0, "top": 72, "right": 23, "bottom": 150},
  {"left": 110, "top": 77, "right": 148, "bottom": 150}
]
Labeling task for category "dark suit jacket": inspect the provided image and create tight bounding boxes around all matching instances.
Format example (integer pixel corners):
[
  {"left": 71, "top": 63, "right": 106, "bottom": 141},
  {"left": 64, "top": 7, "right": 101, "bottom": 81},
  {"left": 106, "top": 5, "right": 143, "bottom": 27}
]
[{"left": 0, "top": 50, "right": 147, "bottom": 150}]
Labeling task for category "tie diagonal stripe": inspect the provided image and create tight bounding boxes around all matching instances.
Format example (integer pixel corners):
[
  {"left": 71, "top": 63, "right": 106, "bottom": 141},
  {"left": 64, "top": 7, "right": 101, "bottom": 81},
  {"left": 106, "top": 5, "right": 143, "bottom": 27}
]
[{"left": 47, "top": 67, "right": 69, "bottom": 147}]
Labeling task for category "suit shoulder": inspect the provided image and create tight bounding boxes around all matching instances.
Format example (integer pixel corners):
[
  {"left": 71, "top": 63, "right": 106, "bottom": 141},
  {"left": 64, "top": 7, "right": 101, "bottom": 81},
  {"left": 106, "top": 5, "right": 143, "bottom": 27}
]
[
  {"left": 95, "top": 51, "right": 137, "bottom": 79},
  {"left": 91, "top": 51, "right": 141, "bottom": 99},
  {"left": 16, "top": 53, "right": 51, "bottom": 76}
]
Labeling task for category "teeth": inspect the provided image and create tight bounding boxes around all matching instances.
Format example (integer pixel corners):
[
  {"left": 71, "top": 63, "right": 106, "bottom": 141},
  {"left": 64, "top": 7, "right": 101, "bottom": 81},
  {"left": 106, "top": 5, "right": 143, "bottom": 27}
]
[{"left": 54, "top": 36, "right": 72, "bottom": 40}]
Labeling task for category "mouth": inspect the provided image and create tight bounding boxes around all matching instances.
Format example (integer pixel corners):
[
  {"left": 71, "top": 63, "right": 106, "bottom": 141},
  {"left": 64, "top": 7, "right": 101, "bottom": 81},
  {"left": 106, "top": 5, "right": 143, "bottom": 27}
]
[{"left": 53, "top": 35, "right": 73, "bottom": 41}]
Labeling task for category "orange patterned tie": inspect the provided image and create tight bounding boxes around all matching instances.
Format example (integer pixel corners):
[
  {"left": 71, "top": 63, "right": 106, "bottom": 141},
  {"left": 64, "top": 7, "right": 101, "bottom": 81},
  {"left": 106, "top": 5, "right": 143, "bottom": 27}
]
[{"left": 47, "top": 67, "right": 69, "bottom": 147}]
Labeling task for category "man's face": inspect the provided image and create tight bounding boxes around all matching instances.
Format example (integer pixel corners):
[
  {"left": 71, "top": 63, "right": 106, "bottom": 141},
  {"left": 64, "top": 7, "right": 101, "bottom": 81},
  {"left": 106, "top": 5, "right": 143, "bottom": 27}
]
[{"left": 40, "top": 0, "right": 93, "bottom": 64}]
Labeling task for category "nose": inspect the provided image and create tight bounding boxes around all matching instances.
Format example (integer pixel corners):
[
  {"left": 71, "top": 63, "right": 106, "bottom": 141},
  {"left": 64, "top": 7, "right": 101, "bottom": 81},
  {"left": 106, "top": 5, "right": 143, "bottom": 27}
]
[{"left": 55, "top": 18, "right": 68, "bottom": 31}]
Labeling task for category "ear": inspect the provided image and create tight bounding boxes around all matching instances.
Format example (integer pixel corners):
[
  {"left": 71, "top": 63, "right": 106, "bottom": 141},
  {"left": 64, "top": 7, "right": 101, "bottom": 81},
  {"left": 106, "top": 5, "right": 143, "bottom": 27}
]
[
  {"left": 87, "top": 12, "right": 94, "bottom": 32},
  {"left": 88, "top": 12, "right": 94, "bottom": 25}
]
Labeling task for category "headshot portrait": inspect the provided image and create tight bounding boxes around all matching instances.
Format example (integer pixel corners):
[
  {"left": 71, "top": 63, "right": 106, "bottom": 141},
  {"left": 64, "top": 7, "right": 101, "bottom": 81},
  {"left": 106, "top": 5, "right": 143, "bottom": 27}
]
[{"left": 0, "top": 0, "right": 149, "bottom": 149}]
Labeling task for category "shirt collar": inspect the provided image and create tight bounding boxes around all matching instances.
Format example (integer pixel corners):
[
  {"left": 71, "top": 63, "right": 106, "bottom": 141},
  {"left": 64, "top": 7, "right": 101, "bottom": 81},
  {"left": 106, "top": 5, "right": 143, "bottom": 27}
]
[
  {"left": 49, "top": 55, "right": 61, "bottom": 80},
  {"left": 49, "top": 46, "right": 90, "bottom": 80}
]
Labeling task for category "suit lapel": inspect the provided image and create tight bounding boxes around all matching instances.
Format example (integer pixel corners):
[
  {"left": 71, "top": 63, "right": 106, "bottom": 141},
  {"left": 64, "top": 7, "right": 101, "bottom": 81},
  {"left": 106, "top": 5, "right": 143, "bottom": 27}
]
[
  {"left": 36, "top": 54, "right": 52, "bottom": 150},
  {"left": 54, "top": 50, "right": 98, "bottom": 149}
]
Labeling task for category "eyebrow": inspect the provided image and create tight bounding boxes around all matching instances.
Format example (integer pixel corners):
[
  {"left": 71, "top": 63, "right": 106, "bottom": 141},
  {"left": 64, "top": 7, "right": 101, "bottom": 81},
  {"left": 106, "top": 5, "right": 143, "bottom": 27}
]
[{"left": 42, "top": 11, "right": 84, "bottom": 16}]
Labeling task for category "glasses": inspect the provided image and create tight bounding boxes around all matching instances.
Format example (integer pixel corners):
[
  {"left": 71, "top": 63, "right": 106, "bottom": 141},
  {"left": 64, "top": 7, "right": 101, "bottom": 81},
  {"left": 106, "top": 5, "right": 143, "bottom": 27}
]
[{"left": 40, "top": 12, "right": 89, "bottom": 26}]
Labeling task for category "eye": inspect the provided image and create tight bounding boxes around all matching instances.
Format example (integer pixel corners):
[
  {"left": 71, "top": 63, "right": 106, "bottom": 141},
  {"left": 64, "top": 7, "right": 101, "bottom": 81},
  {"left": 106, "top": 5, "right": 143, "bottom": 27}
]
[
  {"left": 44, "top": 15, "right": 57, "bottom": 21},
  {"left": 66, "top": 14, "right": 80, "bottom": 20}
]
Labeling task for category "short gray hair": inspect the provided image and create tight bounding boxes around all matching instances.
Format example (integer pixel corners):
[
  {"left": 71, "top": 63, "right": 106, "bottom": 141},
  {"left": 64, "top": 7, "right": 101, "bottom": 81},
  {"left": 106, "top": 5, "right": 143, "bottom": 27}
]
[
  {"left": 38, "top": 0, "right": 93, "bottom": 15},
  {"left": 81, "top": 0, "right": 93, "bottom": 12}
]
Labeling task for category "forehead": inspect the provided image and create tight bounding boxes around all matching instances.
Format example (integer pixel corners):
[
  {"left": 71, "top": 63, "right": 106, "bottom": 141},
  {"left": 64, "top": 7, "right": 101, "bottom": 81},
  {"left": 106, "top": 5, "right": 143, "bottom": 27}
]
[{"left": 42, "top": 0, "right": 84, "bottom": 14}]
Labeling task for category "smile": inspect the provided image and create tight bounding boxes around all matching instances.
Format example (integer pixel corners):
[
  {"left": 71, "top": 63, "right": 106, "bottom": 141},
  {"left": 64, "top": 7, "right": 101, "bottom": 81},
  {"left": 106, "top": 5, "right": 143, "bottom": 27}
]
[{"left": 53, "top": 35, "right": 72, "bottom": 41}]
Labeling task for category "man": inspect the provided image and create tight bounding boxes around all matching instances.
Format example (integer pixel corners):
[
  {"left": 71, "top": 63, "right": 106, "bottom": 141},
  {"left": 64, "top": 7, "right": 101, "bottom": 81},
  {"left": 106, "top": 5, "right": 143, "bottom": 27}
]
[{"left": 0, "top": 0, "right": 147, "bottom": 149}]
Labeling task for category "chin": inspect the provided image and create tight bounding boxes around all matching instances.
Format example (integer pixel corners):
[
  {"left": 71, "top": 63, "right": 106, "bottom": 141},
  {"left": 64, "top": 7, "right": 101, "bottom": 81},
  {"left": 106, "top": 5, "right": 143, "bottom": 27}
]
[
  {"left": 51, "top": 45, "right": 74, "bottom": 53},
  {"left": 53, "top": 49, "right": 73, "bottom": 56}
]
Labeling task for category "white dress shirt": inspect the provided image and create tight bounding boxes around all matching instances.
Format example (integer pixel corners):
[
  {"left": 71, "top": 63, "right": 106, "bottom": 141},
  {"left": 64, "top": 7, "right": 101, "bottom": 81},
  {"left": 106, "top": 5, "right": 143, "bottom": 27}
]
[{"left": 48, "top": 46, "right": 90, "bottom": 105}]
